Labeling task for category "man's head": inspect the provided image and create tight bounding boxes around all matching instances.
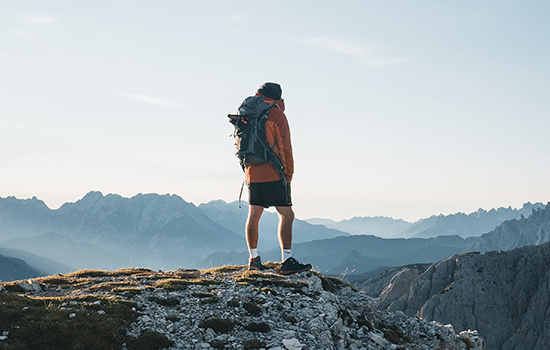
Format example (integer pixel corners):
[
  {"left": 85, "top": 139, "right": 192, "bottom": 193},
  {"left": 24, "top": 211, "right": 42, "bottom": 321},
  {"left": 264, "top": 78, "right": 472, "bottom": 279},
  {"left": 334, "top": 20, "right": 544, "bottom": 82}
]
[{"left": 257, "top": 82, "right": 282, "bottom": 100}]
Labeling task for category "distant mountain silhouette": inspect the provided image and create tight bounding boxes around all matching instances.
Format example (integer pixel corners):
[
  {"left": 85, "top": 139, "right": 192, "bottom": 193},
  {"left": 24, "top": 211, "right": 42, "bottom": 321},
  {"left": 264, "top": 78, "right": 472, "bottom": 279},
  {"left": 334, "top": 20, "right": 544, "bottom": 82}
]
[
  {"left": 0, "top": 254, "right": 43, "bottom": 282},
  {"left": 288, "top": 234, "right": 475, "bottom": 275},
  {"left": 3, "top": 232, "right": 126, "bottom": 271},
  {"left": 0, "top": 192, "right": 243, "bottom": 270},
  {"left": 399, "top": 202, "right": 545, "bottom": 238},
  {"left": 305, "top": 216, "right": 412, "bottom": 238},
  {"left": 0, "top": 247, "right": 71, "bottom": 277},
  {"left": 306, "top": 202, "right": 544, "bottom": 239},
  {"left": 0, "top": 195, "right": 53, "bottom": 240}
]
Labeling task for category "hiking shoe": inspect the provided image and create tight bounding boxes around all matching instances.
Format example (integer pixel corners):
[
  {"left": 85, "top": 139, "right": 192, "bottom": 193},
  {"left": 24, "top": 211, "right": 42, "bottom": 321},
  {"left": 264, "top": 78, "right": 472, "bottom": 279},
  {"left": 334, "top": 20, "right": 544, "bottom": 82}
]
[
  {"left": 280, "top": 257, "right": 312, "bottom": 275},
  {"left": 248, "top": 256, "right": 267, "bottom": 270}
]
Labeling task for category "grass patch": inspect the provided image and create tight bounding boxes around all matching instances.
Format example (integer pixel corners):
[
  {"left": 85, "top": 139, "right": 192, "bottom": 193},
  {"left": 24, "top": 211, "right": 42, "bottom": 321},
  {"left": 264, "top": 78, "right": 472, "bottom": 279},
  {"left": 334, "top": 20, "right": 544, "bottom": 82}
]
[
  {"left": 86, "top": 281, "right": 140, "bottom": 293},
  {"left": 194, "top": 291, "right": 215, "bottom": 298},
  {"left": 380, "top": 323, "right": 412, "bottom": 345},
  {"left": 243, "top": 338, "right": 267, "bottom": 349},
  {"left": 199, "top": 318, "right": 234, "bottom": 333},
  {"left": 315, "top": 273, "right": 353, "bottom": 293},
  {"left": 284, "top": 315, "right": 298, "bottom": 324},
  {"left": 113, "top": 286, "right": 143, "bottom": 297},
  {"left": 245, "top": 322, "right": 271, "bottom": 333},
  {"left": 210, "top": 339, "right": 226, "bottom": 349},
  {"left": 152, "top": 279, "right": 190, "bottom": 291},
  {"left": 202, "top": 265, "right": 244, "bottom": 274},
  {"left": 0, "top": 293, "right": 138, "bottom": 350},
  {"left": 243, "top": 301, "right": 261, "bottom": 315},
  {"left": 1, "top": 281, "right": 28, "bottom": 293},
  {"left": 227, "top": 299, "right": 240, "bottom": 307},
  {"left": 126, "top": 330, "right": 174, "bottom": 350},
  {"left": 64, "top": 268, "right": 154, "bottom": 279},
  {"left": 148, "top": 296, "right": 180, "bottom": 307},
  {"left": 166, "top": 315, "right": 180, "bottom": 323},
  {"left": 230, "top": 270, "right": 308, "bottom": 289},
  {"left": 35, "top": 276, "right": 73, "bottom": 288}
]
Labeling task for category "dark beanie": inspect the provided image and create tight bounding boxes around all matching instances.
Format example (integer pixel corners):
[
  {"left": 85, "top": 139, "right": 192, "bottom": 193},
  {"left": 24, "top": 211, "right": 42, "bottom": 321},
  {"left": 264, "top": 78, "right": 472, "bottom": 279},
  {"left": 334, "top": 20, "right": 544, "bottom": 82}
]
[{"left": 257, "top": 82, "right": 282, "bottom": 100}]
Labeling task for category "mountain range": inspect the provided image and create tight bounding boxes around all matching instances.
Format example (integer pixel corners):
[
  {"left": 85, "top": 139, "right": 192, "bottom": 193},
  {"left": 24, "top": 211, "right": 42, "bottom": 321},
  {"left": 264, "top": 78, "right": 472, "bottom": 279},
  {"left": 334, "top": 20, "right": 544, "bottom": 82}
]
[
  {"left": 198, "top": 202, "right": 550, "bottom": 277},
  {"left": 306, "top": 201, "right": 544, "bottom": 238},
  {"left": 0, "top": 192, "right": 347, "bottom": 279},
  {"left": 0, "top": 191, "right": 548, "bottom": 283},
  {"left": 0, "top": 192, "right": 243, "bottom": 273}
]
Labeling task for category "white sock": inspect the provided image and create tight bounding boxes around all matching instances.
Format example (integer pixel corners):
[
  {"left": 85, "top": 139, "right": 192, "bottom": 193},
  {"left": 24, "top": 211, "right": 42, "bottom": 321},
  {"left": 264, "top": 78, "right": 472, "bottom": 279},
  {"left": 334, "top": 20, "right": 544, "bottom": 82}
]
[
  {"left": 282, "top": 249, "right": 292, "bottom": 262},
  {"left": 249, "top": 248, "right": 258, "bottom": 260}
]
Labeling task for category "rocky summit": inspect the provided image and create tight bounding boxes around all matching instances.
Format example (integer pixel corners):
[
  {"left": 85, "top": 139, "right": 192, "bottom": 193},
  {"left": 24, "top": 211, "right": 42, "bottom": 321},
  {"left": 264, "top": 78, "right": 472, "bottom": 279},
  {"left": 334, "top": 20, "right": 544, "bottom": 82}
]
[{"left": 0, "top": 265, "right": 482, "bottom": 350}]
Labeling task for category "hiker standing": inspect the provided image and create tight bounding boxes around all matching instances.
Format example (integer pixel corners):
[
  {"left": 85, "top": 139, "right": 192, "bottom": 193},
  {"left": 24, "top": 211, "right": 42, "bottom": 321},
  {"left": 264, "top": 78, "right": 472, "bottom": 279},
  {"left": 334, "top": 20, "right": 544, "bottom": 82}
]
[{"left": 230, "top": 82, "right": 312, "bottom": 274}]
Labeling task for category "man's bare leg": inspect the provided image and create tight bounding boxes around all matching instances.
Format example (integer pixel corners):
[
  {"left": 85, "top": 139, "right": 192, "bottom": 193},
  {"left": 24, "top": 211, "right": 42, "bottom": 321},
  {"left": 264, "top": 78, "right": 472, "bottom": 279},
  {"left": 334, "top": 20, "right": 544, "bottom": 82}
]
[
  {"left": 246, "top": 205, "right": 264, "bottom": 250},
  {"left": 276, "top": 206, "right": 295, "bottom": 253}
]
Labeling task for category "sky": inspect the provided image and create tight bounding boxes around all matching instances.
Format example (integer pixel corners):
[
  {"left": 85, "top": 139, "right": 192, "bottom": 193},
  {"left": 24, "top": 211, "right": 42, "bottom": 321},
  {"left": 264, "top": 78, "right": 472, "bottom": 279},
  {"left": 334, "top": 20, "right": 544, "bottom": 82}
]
[{"left": 1, "top": 1, "right": 549, "bottom": 222}]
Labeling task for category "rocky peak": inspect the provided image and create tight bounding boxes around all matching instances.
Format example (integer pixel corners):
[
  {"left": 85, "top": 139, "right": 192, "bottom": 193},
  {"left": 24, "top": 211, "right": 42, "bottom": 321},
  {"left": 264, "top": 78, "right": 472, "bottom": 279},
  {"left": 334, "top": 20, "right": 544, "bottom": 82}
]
[
  {"left": 0, "top": 196, "right": 53, "bottom": 239},
  {"left": 467, "top": 202, "right": 550, "bottom": 253},
  {"left": 365, "top": 241, "right": 550, "bottom": 350},
  {"left": 0, "top": 267, "right": 482, "bottom": 350}
]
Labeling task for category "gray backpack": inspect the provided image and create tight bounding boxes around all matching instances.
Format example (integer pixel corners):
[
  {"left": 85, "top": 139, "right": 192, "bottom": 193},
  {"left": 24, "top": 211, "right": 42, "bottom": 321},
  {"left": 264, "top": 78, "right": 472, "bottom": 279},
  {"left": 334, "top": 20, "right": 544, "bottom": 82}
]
[{"left": 228, "top": 95, "right": 285, "bottom": 177}]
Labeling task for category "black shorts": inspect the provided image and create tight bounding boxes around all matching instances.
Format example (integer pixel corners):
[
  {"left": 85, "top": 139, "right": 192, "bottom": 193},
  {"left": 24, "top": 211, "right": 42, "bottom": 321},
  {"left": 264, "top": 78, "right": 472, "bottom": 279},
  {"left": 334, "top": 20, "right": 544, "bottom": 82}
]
[{"left": 248, "top": 181, "right": 292, "bottom": 208}]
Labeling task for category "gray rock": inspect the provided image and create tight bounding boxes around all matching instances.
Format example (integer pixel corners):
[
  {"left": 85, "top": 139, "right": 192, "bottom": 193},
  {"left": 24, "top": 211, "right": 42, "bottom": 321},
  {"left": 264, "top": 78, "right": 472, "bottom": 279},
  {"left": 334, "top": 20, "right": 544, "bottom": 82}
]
[
  {"left": 122, "top": 270, "right": 479, "bottom": 350},
  {"left": 17, "top": 279, "right": 41, "bottom": 293},
  {"left": 373, "top": 242, "right": 550, "bottom": 350}
]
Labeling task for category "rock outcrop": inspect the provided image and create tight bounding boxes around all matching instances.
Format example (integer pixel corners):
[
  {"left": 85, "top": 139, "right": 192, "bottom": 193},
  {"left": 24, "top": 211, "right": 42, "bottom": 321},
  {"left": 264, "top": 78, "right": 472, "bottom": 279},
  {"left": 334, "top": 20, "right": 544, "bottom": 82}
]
[
  {"left": 0, "top": 267, "right": 482, "bottom": 350},
  {"left": 366, "top": 242, "right": 550, "bottom": 350}
]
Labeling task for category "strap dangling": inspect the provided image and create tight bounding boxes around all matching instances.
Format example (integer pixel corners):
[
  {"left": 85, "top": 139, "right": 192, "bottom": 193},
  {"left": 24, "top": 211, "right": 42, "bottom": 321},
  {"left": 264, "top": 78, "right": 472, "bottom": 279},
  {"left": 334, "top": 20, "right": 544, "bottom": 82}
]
[{"left": 238, "top": 179, "right": 246, "bottom": 208}]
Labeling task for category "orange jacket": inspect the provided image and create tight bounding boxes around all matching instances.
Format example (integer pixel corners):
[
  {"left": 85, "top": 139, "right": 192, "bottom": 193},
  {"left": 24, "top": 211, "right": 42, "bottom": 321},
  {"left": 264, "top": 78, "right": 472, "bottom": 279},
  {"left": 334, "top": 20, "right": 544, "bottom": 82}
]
[{"left": 245, "top": 93, "right": 294, "bottom": 183}]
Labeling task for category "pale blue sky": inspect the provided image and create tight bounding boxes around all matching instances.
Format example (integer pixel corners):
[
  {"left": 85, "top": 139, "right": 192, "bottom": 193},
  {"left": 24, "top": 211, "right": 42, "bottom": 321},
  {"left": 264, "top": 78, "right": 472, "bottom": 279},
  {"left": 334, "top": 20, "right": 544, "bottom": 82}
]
[{"left": 1, "top": 1, "right": 549, "bottom": 222}]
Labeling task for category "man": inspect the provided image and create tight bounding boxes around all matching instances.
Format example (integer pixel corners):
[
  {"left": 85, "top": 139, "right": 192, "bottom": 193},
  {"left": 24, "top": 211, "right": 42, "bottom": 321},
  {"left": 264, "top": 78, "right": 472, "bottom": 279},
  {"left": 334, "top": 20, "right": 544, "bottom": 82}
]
[{"left": 245, "top": 82, "right": 312, "bottom": 275}]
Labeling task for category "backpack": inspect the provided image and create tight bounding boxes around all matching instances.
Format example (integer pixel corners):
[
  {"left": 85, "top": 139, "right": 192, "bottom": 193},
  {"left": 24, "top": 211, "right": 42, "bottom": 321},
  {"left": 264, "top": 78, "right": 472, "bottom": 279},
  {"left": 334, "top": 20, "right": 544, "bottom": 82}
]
[{"left": 228, "top": 95, "right": 285, "bottom": 178}]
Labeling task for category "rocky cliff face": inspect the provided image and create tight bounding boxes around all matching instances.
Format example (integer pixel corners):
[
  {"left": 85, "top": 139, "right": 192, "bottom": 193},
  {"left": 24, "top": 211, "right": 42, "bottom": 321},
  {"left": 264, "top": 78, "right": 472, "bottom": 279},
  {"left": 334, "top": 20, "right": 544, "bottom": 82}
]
[
  {"left": 364, "top": 242, "right": 550, "bottom": 350},
  {"left": 0, "top": 267, "right": 482, "bottom": 350}
]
